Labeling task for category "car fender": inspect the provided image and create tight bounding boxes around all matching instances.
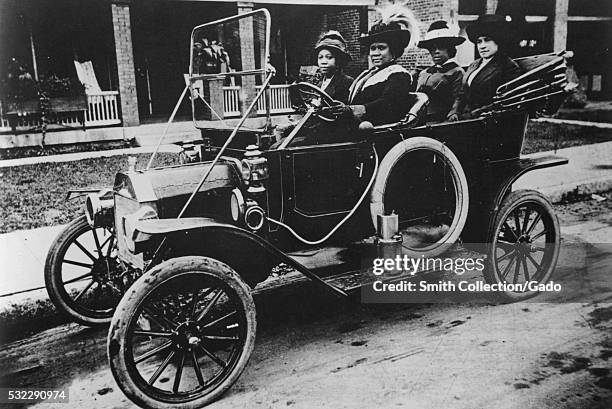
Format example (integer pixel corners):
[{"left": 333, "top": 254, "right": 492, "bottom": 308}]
[
  {"left": 487, "top": 154, "right": 568, "bottom": 237},
  {"left": 132, "top": 217, "right": 340, "bottom": 292}
]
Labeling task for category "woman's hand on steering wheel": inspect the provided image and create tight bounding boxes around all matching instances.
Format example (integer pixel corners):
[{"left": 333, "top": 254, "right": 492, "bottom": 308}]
[
  {"left": 319, "top": 102, "right": 352, "bottom": 119},
  {"left": 293, "top": 82, "right": 338, "bottom": 121}
]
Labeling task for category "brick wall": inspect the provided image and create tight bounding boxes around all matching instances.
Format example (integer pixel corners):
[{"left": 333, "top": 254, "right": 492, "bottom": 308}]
[
  {"left": 282, "top": 1, "right": 464, "bottom": 82},
  {"left": 111, "top": 1, "right": 139, "bottom": 126},
  {"left": 376, "top": 0, "right": 459, "bottom": 71},
  {"left": 238, "top": 3, "right": 257, "bottom": 117},
  {"left": 323, "top": 8, "right": 369, "bottom": 78},
  {"left": 283, "top": 6, "right": 367, "bottom": 81}
]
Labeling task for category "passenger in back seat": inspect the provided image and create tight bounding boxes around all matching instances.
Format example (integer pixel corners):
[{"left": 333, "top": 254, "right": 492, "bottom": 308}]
[
  {"left": 455, "top": 14, "right": 523, "bottom": 119},
  {"left": 416, "top": 21, "right": 466, "bottom": 123}
]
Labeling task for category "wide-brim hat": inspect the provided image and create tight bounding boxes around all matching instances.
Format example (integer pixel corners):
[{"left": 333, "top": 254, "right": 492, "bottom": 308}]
[
  {"left": 314, "top": 31, "right": 352, "bottom": 64},
  {"left": 359, "top": 25, "right": 412, "bottom": 47},
  {"left": 466, "top": 14, "right": 515, "bottom": 45},
  {"left": 418, "top": 20, "right": 465, "bottom": 49}
]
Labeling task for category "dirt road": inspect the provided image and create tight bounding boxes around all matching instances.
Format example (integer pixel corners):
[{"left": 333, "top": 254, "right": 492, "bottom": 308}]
[{"left": 1, "top": 195, "right": 611, "bottom": 409}]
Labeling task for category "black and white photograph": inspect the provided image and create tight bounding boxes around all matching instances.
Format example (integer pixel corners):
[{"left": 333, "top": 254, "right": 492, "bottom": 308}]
[{"left": 0, "top": 0, "right": 611, "bottom": 408}]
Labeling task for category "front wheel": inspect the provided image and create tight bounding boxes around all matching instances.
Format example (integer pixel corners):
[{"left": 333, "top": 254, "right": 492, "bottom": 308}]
[
  {"left": 484, "top": 190, "right": 560, "bottom": 302},
  {"left": 108, "top": 256, "right": 256, "bottom": 409},
  {"left": 44, "top": 215, "right": 125, "bottom": 325}
]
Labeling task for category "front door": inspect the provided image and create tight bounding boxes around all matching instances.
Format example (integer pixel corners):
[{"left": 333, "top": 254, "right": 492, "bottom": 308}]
[{"left": 278, "top": 141, "right": 374, "bottom": 241}]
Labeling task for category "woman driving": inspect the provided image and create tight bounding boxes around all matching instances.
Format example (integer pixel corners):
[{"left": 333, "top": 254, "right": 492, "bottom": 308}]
[
  {"left": 327, "top": 4, "right": 419, "bottom": 125},
  {"left": 455, "top": 14, "right": 523, "bottom": 119},
  {"left": 313, "top": 31, "right": 354, "bottom": 103}
]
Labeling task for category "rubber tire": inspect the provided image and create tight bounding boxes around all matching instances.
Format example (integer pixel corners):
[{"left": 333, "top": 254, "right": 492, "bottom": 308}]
[
  {"left": 44, "top": 215, "right": 115, "bottom": 326},
  {"left": 108, "top": 256, "right": 257, "bottom": 409},
  {"left": 483, "top": 189, "right": 560, "bottom": 302},
  {"left": 370, "top": 137, "right": 469, "bottom": 257}
]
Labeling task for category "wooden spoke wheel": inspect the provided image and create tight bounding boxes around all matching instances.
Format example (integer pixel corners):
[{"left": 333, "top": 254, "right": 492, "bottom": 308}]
[
  {"left": 45, "top": 215, "right": 125, "bottom": 325},
  {"left": 108, "top": 256, "right": 256, "bottom": 409},
  {"left": 484, "top": 190, "right": 560, "bottom": 301}
]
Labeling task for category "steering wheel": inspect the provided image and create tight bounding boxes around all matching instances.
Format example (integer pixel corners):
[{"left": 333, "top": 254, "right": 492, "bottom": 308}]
[{"left": 289, "top": 82, "right": 338, "bottom": 122}]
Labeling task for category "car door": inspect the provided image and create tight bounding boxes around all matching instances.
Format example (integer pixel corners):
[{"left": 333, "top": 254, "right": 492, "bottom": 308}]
[{"left": 277, "top": 140, "right": 373, "bottom": 239}]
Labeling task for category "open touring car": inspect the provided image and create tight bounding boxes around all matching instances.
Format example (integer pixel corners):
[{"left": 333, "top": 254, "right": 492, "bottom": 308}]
[{"left": 43, "top": 9, "right": 573, "bottom": 408}]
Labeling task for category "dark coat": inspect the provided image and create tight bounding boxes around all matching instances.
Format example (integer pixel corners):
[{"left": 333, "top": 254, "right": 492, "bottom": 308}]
[
  {"left": 348, "top": 63, "right": 413, "bottom": 125},
  {"left": 317, "top": 72, "right": 354, "bottom": 103},
  {"left": 458, "top": 54, "right": 522, "bottom": 116},
  {"left": 416, "top": 61, "right": 464, "bottom": 122}
]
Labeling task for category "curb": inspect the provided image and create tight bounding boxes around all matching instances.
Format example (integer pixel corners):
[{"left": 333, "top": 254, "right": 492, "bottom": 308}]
[
  {"left": 0, "top": 271, "right": 309, "bottom": 345},
  {"left": 531, "top": 117, "right": 612, "bottom": 129},
  {"left": 519, "top": 177, "right": 612, "bottom": 204},
  {"left": 0, "top": 289, "right": 67, "bottom": 345},
  {"left": 0, "top": 144, "right": 182, "bottom": 168}
]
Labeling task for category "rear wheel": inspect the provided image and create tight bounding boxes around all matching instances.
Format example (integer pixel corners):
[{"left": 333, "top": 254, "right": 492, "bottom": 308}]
[
  {"left": 108, "top": 256, "right": 256, "bottom": 409},
  {"left": 484, "top": 190, "right": 560, "bottom": 301},
  {"left": 370, "top": 137, "right": 469, "bottom": 257},
  {"left": 44, "top": 215, "right": 126, "bottom": 325}
]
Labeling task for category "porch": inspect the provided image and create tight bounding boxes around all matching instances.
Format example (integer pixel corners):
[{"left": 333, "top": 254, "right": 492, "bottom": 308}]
[
  {"left": 0, "top": 84, "right": 293, "bottom": 134},
  {"left": 0, "top": 91, "right": 121, "bottom": 132},
  {"left": 0, "top": 85, "right": 294, "bottom": 150}
]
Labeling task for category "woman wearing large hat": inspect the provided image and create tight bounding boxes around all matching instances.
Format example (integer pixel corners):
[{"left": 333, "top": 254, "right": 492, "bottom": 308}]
[
  {"left": 327, "top": 4, "right": 420, "bottom": 125},
  {"left": 416, "top": 20, "right": 466, "bottom": 122},
  {"left": 312, "top": 31, "right": 354, "bottom": 103},
  {"left": 456, "top": 14, "right": 523, "bottom": 118}
]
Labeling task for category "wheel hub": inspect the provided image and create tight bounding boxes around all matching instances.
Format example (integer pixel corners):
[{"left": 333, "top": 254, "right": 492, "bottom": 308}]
[
  {"left": 173, "top": 321, "right": 203, "bottom": 350},
  {"left": 515, "top": 235, "right": 532, "bottom": 252},
  {"left": 91, "top": 255, "right": 123, "bottom": 286},
  {"left": 91, "top": 258, "right": 109, "bottom": 282},
  {"left": 188, "top": 336, "right": 202, "bottom": 347}
]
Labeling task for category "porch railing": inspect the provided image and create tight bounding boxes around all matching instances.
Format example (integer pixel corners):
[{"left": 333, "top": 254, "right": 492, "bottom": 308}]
[
  {"left": 223, "top": 86, "right": 241, "bottom": 117},
  {"left": 222, "top": 84, "right": 292, "bottom": 118},
  {"left": 85, "top": 91, "right": 121, "bottom": 126},
  {"left": 0, "top": 91, "right": 121, "bottom": 132},
  {"left": 256, "top": 85, "right": 293, "bottom": 115}
]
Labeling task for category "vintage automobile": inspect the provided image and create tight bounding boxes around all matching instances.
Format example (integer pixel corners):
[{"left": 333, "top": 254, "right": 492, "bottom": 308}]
[{"left": 43, "top": 9, "right": 574, "bottom": 408}]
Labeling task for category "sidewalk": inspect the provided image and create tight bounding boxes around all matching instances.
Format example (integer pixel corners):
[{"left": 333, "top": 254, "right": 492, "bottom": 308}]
[
  {"left": 0, "top": 144, "right": 182, "bottom": 168},
  {"left": 514, "top": 140, "right": 612, "bottom": 202},
  {"left": 0, "top": 115, "right": 291, "bottom": 151},
  {"left": 0, "top": 141, "right": 611, "bottom": 336},
  {"left": 0, "top": 120, "right": 199, "bottom": 150}
]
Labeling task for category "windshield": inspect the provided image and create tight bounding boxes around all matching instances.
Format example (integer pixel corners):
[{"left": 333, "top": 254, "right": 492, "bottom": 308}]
[{"left": 189, "top": 9, "right": 271, "bottom": 129}]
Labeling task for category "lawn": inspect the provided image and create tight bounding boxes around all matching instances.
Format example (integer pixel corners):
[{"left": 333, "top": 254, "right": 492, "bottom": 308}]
[
  {"left": 522, "top": 120, "right": 612, "bottom": 154},
  {"left": 0, "top": 153, "right": 178, "bottom": 233},
  {"left": 0, "top": 120, "right": 610, "bottom": 233}
]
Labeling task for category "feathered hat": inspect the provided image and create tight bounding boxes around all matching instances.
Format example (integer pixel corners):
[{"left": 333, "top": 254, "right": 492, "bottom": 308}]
[
  {"left": 359, "top": 3, "right": 420, "bottom": 52},
  {"left": 314, "top": 30, "right": 352, "bottom": 64},
  {"left": 418, "top": 20, "right": 465, "bottom": 49}
]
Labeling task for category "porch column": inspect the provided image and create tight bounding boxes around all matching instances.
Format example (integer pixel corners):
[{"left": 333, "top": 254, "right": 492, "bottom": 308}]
[
  {"left": 367, "top": 6, "right": 378, "bottom": 68},
  {"left": 552, "top": 0, "right": 569, "bottom": 51},
  {"left": 238, "top": 1, "right": 257, "bottom": 117},
  {"left": 111, "top": 0, "right": 139, "bottom": 126}
]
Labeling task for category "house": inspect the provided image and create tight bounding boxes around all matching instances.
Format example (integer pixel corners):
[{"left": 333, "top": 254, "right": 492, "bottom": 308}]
[{"left": 0, "top": 0, "right": 609, "bottom": 138}]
